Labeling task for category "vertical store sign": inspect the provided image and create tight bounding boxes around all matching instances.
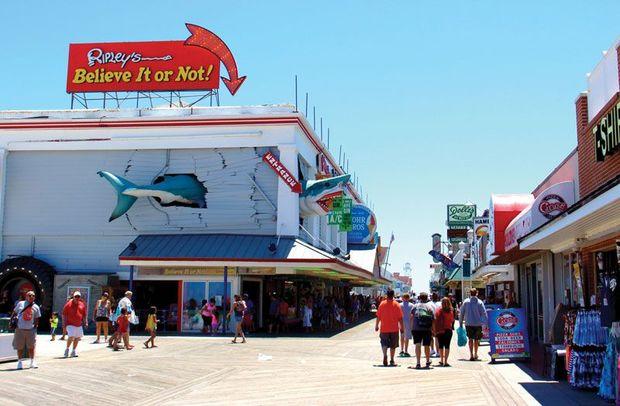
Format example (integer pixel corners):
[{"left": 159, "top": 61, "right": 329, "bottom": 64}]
[{"left": 262, "top": 151, "right": 302, "bottom": 193}]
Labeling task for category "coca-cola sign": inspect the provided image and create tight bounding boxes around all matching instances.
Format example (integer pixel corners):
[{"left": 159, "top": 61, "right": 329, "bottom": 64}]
[{"left": 538, "top": 193, "right": 568, "bottom": 219}]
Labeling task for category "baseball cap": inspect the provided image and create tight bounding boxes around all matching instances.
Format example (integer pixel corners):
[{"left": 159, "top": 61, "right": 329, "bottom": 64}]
[{"left": 73, "top": 291, "right": 82, "bottom": 297}]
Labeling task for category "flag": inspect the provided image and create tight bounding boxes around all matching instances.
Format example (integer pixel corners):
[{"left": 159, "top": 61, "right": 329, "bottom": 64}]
[{"left": 390, "top": 233, "right": 395, "bottom": 244}]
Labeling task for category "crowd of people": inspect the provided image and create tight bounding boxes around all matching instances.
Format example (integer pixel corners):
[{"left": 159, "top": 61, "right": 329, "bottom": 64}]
[
  {"left": 374, "top": 288, "right": 489, "bottom": 368},
  {"left": 9, "top": 289, "right": 159, "bottom": 370}
]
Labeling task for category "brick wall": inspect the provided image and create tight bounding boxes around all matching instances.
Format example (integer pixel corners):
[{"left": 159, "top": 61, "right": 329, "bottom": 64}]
[{"left": 576, "top": 91, "right": 620, "bottom": 198}]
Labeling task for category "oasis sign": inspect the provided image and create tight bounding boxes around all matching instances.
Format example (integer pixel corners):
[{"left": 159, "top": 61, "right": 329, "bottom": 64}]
[
  {"left": 67, "top": 24, "right": 246, "bottom": 95},
  {"left": 447, "top": 204, "right": 476, "bottom": 227},
  {"left": 593, "top": 100, "right": 620, "bottom": 161}
]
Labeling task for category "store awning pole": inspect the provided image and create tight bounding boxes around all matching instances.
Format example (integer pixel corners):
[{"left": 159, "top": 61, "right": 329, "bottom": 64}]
[
  {"left": 223, "top": 265, "right": 228, "bottom": 335},
  {"left": 129, "top": 265, "right": 134, "bottom": 292}
]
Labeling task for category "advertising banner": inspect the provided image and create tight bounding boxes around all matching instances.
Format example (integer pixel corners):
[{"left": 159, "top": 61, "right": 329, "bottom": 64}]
[
  {"left": 447, "top": 204, "right": 476, "bottom": 227},
  {"left": 431, "top": 234, "right": 441, "bottom": 261},
  {"left": 262, "top": 151, "right": 302, "bottom": 193},
  {"left": 67, "top": 41, "right": 221, "bottom": 93},
  {"left": 347, "top": 205, "right": 377, "bottom": 246},
  {"left": 488, "top": 308, "right": 530, "bottom": 359},
  {"left": 428, "top": 250, "right": 459, "bottom": 272}
]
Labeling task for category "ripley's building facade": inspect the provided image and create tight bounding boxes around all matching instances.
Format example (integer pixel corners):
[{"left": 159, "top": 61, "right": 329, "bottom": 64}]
[{"left": 0, "top": 105, "right": 385, "bottom": 332}]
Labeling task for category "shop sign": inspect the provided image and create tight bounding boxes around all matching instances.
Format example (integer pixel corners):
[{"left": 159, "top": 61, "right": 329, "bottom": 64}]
[
  {"left": 67, "top": 23, "right": 245, "bottom": 95},
  {"left": 316, "top": 153, "right": 335, "bottom": 179},
  {"left": 262, "top": 151, "right": 302, "bottom": 193},
  {"left": 593, "top": 100, "right": 620, "bottom": 161},
  {"left": 328, "top": 196, "right": 353, "bottom": 232},
  {"left": 428, "top": 250, "right": 459, "bottom": 272},
  {"left": 447, "top": 204, "right": 476, "bottom": 227},
  {"left": 474, "top": 217, "right": 489, "bottom": 238},
  {"left": 504, "top": 181, "right": 575, "bottom": 251},
  {"left": 488, "top": 308, "right": 530, "bottom": 359},
  {"left": 347, "top": 204, "right": 377, "bottom": 246}
]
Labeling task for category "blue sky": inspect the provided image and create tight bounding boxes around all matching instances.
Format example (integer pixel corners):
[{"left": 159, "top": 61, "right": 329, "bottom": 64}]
[{"left": 2, "top": 1, "right": 620, "bottom": 293}]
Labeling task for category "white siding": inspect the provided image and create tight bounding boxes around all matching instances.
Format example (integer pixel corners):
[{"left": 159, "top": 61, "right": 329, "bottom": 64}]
[{"left": 2, "top": 148, "right": 278, "bottom": 273}]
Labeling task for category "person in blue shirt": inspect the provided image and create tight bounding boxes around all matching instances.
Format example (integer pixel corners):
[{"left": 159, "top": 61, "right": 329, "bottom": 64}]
[{"left": 459, "top": 288, "right": 487, "bottom": 361}]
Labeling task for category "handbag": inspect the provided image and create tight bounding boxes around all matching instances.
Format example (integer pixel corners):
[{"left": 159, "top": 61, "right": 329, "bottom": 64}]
[
  {"left": 457, "top": 326, "right": 468, "bottom": 347},
  {"left": 9, "top": 301, "right": 34, "bottom": 330}
]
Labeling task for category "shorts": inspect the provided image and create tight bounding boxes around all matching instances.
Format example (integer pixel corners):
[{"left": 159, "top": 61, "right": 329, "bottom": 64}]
[
  {"left": 201, "top": 315, "right": 212, "bottom": 326},
  {"left": 96, "top": 316, "right": 109, "bottom": 322},
  {"left": 66, "top": 325, "right": 84, "bottom": 338},
  {"left": 379, "top": 332, "right": 399, "bottom": 349},
  {"left": 466, "top": 325, "right": 483, "bottom": 340},
  {"left": 436, "top": 330, "right": 453, "bottom": 349},
  {"left": 234, "top": 316, "right": 243, "bottom": 324},
  {"left": 13, "top": 328, "right": 36, "bottom": 351},
  {"left": 401, "top": 327, "right": 412, "bottom": 340},
  {"left": 412, "top": 330, "right": 432, "bottom": 346}
]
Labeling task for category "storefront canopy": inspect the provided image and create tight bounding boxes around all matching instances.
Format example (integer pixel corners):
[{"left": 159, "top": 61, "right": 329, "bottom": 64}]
[
  {"left": 119, "top": 234, "right": 385, "bottom": 286},
  {"left": 520, "top": 177, "right": 620, "bottom": 253}
]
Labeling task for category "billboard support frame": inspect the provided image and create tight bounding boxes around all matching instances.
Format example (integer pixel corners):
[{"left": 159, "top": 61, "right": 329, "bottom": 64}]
[{"left": 69, "top": 89, "right": 220, "bottom": 110}]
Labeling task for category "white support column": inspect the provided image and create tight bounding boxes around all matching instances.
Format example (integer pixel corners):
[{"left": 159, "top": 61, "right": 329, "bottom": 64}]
[
  {"left": 276, "top": 144, "right": 300, "bottom": 237},
  {"left": 0, "top": 149, "right": 7, "bottom": 258}
]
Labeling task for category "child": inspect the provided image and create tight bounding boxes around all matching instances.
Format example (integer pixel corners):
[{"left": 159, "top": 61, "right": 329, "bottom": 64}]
[
  {"left": 113, "top": 308, "right": 133, "bottom": 351},
  {"left": 50, "top": 312, "right": 59, "bottom": 341},
  {"left": 144, "top": 306, "right": 158, "bottom": 349}
]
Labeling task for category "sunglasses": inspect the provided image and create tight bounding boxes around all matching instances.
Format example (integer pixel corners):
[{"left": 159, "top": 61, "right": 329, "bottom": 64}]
[{"left": 28, "top": 294, "right": 35, "bottom": 297}]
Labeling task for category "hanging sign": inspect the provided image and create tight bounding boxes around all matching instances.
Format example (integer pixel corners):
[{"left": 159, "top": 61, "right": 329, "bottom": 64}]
[
  {"left": 67, "top": 23, "right": 246, "bottom": 95},
  {"left": 488, "top": 308, "right": 530, "bottom": 359},
  {"left": 447, "top": 204, "right": 476, "bottom": 227},
  {"left": 328, "top": 196, "right": 353, "bottom": 231},
  {"left": 428, "top": 250, "right": 459, "bottom": 272},
  {"left": 262, "top": 151, "right": 302, "bottom": 193},
  {"left": 347, "top": 205, "right": 377, "bottom": 246}
]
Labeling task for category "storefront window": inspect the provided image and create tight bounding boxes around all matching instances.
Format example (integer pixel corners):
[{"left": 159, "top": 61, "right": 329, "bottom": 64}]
[{"left": 182, "top": 282, "right": 206, "bottom": 331}]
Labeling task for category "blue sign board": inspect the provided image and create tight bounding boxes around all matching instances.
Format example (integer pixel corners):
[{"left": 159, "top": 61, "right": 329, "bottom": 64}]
[
  {"left": 347, "top": 204, "right": 377, "bottom": 246},
  {"left": 488, "top": 308, "right": 530, "bottom": 359},
  {"left": 428, "top": 250, "right": 459, "bottom": 272}
]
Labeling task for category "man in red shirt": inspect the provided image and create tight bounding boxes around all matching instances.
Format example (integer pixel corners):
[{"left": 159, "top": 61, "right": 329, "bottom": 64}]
[
  {"left": 62, "top": 291, "right": 88, "bottom": 358},
  {"left": 375, "top": 290, "right": 403, "bottom": 366}
]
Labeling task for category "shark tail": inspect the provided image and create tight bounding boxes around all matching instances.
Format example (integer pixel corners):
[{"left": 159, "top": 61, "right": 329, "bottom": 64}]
[{"left": 97, "top": 171, "right": 139, "bottom": 222}]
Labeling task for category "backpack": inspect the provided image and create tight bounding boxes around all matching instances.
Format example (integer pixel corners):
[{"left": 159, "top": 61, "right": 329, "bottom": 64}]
[{"left": 414, "top": 305, "right": 433, "bottom": 329}]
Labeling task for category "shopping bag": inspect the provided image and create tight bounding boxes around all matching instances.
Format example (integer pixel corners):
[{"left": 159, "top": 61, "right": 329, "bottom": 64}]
[
  {"left": 457, "top": 326, "right": 468, "bottom": 347},
  {"left": 130, "top": 312, "right": 139, "bottom": 325}
]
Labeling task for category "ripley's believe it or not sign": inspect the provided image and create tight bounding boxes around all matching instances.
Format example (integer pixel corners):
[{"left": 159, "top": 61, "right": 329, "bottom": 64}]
[
  {"left": 593, "top": 99, "right": 620, "bottom": 161},
  {"left": 67, "top": 24, "right": 246, "bottom": 95}
]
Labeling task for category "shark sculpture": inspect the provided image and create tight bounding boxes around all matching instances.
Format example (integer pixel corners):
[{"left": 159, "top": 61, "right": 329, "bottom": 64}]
[
  {"left": 299, "top": 174, "right": 351, "bottom": 217},
  {"left": 98, "top": 171, "right": 208, "bottom": 221}
]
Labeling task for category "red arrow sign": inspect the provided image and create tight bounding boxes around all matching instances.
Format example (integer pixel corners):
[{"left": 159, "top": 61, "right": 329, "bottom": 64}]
[
  {"left": 263, "top": 151, "right": 302, "bottom": 193},
  {"left": 185, "top": 23, "right": 246, "bottom": 96}
]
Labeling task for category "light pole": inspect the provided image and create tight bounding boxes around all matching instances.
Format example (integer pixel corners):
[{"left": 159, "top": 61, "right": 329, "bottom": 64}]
[{"left": 458, "top": 241, "right": 466, "bottom": 302}]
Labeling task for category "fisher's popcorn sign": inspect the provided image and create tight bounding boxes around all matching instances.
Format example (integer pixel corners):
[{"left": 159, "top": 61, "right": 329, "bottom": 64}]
[
  {"left": 67, "top": 24, "right": 246, "bottom": 95},
  {"left": 488, "top": 308, "right": 530, "bottom": 360}
]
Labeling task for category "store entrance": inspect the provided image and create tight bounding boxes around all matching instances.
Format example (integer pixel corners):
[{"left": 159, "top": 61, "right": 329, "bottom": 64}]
[
  {"left": 131, "top": 280, "right": 179, "bottom": 332},
  {"left": 241, "top": 280, "right": 262, "bottom": 329}
]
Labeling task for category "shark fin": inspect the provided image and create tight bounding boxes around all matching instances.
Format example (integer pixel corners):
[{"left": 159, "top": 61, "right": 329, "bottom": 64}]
[{"left": 97, "top": 171, "right": 139, "bottom": 221}]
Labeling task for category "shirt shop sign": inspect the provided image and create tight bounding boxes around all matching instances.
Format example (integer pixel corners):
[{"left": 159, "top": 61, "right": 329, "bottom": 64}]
[{"left": 593, "top": 100, "right": 620, "bottom": 161}]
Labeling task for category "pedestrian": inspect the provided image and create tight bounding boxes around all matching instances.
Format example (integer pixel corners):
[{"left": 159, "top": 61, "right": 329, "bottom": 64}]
[
  {"left": 278, "top": 298, "right": 289, "bottom": 333},
  {"left": 303, "top": 299, "right": 313, "bottom": 333},
  {"left": 267, "top": 294, "right": 279, "bottom": 334},
  {"left": 114, "top": 307, "right": 133, "bottom": 350},
  {"left": 62, "top": 291, "right": 88, "bottom": 358},
  {"left": 11, "top": 290, "right": 41, "bottom": 369},
  {"left": 144, "top": 306, "right": 158, "bottom": 348},
  {"left": 434, "top": 297, "right": 455, "bottom": 367},
  {"left": 375, "top": 289, "right": 403, "bottom": 367},
  {"left": 49, "top": 312, "right": 59, "bottom": 341},
  {"left": 399, "top": 293, "right": 413, "bottom": 357},
  {"left": 411, "top": 292, "right": 435, "bottom": 369},
  {"left": 459, "top": 288, "right": 487, "bottom": 361},
  {"left": 229, "top": 294, "right": 247, "bottom": 343},
  {"left": 504, "top": 291, "right": 519, "bottom": 309},
  {"left": 117, "top": 291, "right": 135, "bottom": 341},
  {"left": 93, "top": 291, "right": 111, "bottom": 343},
  {"left": 201, "top": 298, "right": 216, "bottom": 334},
  {"left": 429, "top": 291, "right": 442, "bottom": 358}
]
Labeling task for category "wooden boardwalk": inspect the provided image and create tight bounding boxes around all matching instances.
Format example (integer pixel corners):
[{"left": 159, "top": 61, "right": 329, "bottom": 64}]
[{"left": 0, "top": 321, "right": 592, "bottom": 405}]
